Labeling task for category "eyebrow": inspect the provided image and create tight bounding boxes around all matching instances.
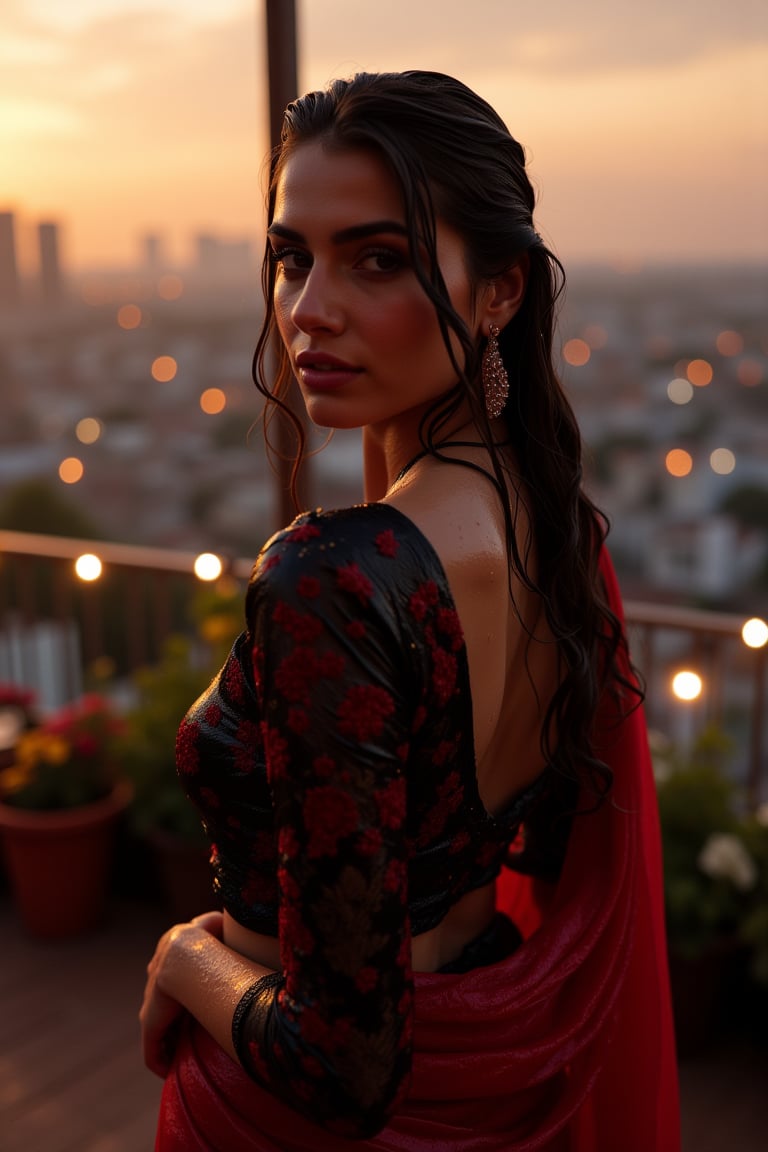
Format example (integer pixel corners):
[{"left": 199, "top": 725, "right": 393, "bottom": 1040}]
[{"left": 267, "top": 220, "right": 409, "bottom": 245}]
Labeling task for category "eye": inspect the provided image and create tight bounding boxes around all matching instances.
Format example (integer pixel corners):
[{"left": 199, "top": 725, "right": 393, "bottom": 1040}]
[
  {"left": 270, "top": 247, "right": 311, "bottom": 275},
  {"left": 356, "top": 248, "right": 406, "bottom": 274}
]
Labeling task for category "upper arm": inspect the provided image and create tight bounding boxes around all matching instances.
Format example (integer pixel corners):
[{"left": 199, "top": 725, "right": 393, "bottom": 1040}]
[{"left": 238, "top": 520, "right": 416, "bottom": 1136}]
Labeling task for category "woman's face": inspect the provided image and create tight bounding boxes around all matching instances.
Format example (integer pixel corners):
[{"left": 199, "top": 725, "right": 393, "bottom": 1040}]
[{"left": 269, "top": 140, "right": 484, "bottom": 434}]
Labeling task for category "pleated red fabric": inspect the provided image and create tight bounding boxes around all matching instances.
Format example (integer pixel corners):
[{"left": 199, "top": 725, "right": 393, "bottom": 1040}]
[{"left": 156, "top": 551, "right": 680, "bottom": 1151}]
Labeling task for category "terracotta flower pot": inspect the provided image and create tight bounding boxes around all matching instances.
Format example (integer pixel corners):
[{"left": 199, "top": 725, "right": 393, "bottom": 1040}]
[{"left": 0, "top": 780, "right": 132, "bottom": 939}]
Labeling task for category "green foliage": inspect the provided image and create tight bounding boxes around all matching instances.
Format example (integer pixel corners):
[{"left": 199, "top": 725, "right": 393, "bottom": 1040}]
[
  {"left": 0, "top": 478, "right": 105, "bottom": 538},
  {"left": 654, "top": 727, "right": 755, "bottom": 960}
]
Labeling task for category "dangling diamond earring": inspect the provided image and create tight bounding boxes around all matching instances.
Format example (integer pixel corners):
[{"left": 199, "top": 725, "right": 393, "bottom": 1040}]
[{"left": 482, "top": 324, "right": 509, "bottom": 419}]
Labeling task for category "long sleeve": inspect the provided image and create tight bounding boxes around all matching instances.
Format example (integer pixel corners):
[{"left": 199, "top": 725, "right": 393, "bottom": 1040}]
[{"left": 234, "top": 514, "right": 418, "bottom": 1138}]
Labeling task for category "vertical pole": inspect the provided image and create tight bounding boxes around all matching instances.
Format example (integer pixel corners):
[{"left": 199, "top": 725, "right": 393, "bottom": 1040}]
[{"left": 263, "top": 0, "right": 307, "bottom": 531}]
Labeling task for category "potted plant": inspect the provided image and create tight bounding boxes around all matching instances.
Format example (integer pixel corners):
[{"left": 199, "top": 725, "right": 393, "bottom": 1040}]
[
  {"left": 121, "top": 630, "right": 228, "bottom": 920},
  {"left": 0, "top": 692, "right": 131, "bottom": 938},
  {"left": 652, "top": 726, "right": 758, "bottom": 1054}
]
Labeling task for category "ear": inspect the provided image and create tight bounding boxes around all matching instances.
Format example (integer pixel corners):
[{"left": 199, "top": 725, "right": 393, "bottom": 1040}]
[{"left": 477, "top": 254, "right": 529, "bottom": 335}]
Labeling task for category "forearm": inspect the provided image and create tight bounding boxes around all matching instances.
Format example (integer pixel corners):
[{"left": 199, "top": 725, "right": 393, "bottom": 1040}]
[{"left": 161, "top": 924, "right": 276, "bottom": 1062}]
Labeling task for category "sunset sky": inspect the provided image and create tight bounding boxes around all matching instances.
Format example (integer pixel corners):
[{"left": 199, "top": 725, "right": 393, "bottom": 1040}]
[{"left": 2, "top": 0, "right": 767, "bottom": 272}]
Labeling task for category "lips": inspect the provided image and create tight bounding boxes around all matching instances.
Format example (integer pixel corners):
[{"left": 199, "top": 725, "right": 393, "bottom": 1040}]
[{"left": 294, "top": 350, "right": 362, "bottom": 391}]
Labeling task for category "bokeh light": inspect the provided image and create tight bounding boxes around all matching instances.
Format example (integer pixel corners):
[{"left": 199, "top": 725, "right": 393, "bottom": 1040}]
[
  {"left": 710, "top": 448, "right": 736, "bottom": 475},
  {"left": 583, "top": 324, "right": 608, "bottom": 349},
  {"left": 686, "top": 359, "right": 713, "bottom": 387},
  {"left": 59, "top": 457, "right": 84, "bottom": 484},
  {"left": 117, "top": 304, "right": 142, "bottom": 330},
  {"left": 75, "top": 554, "right": 102, "bottom": 582},
  {"left": 665, "top": 449, "right": 693, "bottom": 477},
  {"left": 194, "top": 553, "right": 223, "bottom": 581},
  {"left": 737, "top": 359, "right": 763, "bottom": 388},
  {"left": 200, "top": 387, "right": 226, "bottom": 415},
  {"left": 76, "top": 417, "right": 103, "bottom": 444},
  {"left": 151, "top": 355, "right": 178, "bottom": 383},
  {"left": 157, "top": 274, "right": 184, "bottom": 301},
  {"left": 563, "top": 338, "right": 591, "bottom": 367},
  {"left": 672, "top": 671, "right": 703, "bottom": 701},
  {"left": 667, "top": 378, "right": 693, "bottom": 405},
  {"left": 716, "top": 330, "right": 744, "bottom": 357},
  {"left": 742, "top": 618, "right": 768, "bottom": 650}
]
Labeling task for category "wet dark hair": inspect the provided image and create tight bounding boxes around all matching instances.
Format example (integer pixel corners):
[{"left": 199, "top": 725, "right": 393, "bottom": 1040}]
[{"left": 253, "top": 70, "right": 640, "bottom": 801}]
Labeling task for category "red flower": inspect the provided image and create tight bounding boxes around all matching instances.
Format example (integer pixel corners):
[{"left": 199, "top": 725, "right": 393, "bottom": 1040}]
[
  {"left": 297, "top": 575, "right": 321, "bottom": 599},
  {"left": 335, "top": 562, "right": 373, "bottom": 604},
  {"left": 375, "top": 528, "right": 399, "bottom": 558},
  {"left": 337, "top": 684, "right": 394, "bottom": 741},
  {"left": 376, "top": 778, "right": 406, "bottom": 830},
  {"left": 303, "top": 786, "right": 359, "bottom": 857}
]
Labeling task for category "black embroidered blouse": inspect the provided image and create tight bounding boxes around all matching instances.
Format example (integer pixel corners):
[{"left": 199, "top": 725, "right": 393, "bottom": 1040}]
[{"left": 176, "top": 503, "right": 564, "bottom": 1138}]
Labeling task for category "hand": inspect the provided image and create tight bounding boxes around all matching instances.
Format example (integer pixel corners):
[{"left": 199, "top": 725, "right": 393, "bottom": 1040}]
[{"left": 140, "top": 911, "right": 224, "bottom": 1078}]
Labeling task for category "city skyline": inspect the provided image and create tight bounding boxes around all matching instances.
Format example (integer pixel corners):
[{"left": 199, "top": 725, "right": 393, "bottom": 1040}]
[{"left": 2, "top": 0, "right": 767, "bottom": 271}]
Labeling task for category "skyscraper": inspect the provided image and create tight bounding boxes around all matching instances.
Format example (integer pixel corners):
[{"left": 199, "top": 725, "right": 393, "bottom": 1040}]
[
  {"left": 0, "top": 211, "right": 20, "bottom": 309},
  {"left": 38, "top": 221, "right": 62, "bottom": 305}
]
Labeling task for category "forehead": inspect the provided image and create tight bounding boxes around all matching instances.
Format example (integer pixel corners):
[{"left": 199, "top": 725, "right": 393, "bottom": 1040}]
[{"left": 273, "top": 140, "right": 405, "bottom": 228}]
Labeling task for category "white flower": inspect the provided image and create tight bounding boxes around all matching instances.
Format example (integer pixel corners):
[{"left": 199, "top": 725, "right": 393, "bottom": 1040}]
[{"left": 697, "top": 833, "right": 758, "bottom": 891}]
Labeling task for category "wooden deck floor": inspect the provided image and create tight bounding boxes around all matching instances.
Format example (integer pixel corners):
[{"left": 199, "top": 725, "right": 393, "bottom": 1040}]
[{"left": 2, "top": 893, "right": 767, "bottom": 1151}]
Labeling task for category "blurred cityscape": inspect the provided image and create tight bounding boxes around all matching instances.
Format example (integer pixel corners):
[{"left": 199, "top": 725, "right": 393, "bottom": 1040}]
[{"left": 1, "top": 207, "right": 767, "bottom": 617}]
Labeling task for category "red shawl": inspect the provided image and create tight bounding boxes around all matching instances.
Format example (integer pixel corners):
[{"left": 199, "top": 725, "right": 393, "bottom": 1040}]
[{"left": 157, "top": 551, "right": 680, "bottom": 1150}]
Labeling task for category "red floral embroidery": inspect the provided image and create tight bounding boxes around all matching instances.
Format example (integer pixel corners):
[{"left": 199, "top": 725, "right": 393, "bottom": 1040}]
[
  {"left": 345, "top": 620, "right": 366, "bottom": 640},
  {"left": 204, "top": 702, "right": 223, "bottom": 727},
  {"left": 431, "top": 647, "right": 457, "bottom": 706},
  {"left": 357, "top": 827, "right": 383, "bottom": 856},
  {"left": 287, "top": 707, "right": 310, "bottom": 734},
  {"left": 318, "top": 650, "right": 346, "bottom": 678},
  {"left": 224, "top": 658, "right": 247, "bottom": 705},
  {"left": 408, "top": 580, "right": 439, "bottom": 620},
  {"left": 297, "top": 575, "right": 321, "bottom": 599},
  {"left": 275, "top": 647, "right": 320, "bottom": 703},
  {"left": 289, "top": 522, "right": 322, "bottom": 542},
  {"left": 175, "top": 720, "right": 201, "bottom": 775},
  {"left": 355, "top": 966, "right": 379, "bottom": 993},
  {"left": 260, "top": 554, "right": 281, "bottom": 572},
  {"left": 278, "top": 825, "right": 300, "bottom": 860},
  {"left": 273, "top": 601, "right": 323, "bottom": 644},
  {"left": 312, "top": 754, "right": 336, "bottom": 778},
  {"left": 303, "top": 786, "right": 359, "bottom": 857},
  {"left": 436, "top": 607, "right": 464, "bottom": 651},
  {"left": 233, "top": 719, "right": 261, "bottom": 772},
  {"left": 337, "top": 684, "right": 394, "bottom": 741},
  {"left": 375, "top": 528, "right": 399, "bottom": 558},
  {"left": 376, "top": 778, "right": 406, "bottom": 830},
  {"left": 335, "top": 562, "right": 373, "bottom": 604},
  {"left": 261, "top": 723, "right": 289, "bottom": 777}
]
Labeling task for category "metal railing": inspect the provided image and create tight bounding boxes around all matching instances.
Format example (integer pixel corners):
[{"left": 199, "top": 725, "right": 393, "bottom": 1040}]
[{"left": 1, "top": 529, "right": 765, "bottom": 804}]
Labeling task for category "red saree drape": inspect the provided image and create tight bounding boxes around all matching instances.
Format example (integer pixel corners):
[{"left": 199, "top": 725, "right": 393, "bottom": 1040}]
[{"left": 156, "top": 551, "right": 680, "bottom": 1150}]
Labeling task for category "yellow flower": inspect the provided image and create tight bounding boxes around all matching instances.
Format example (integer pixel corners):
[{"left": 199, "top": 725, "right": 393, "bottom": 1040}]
[{"left": 0, "top": 764, "right": 34, "bottom": 794}]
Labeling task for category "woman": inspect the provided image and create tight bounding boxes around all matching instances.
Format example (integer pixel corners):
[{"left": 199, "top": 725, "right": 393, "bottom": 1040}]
[{"left": 142, "top": 71, "right": 680, "bottom": 1150}]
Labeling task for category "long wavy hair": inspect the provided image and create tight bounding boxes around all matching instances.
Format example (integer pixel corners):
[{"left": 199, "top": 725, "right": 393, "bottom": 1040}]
[{"left": 253, "top": 70, "right": 640, "bottom": 801}]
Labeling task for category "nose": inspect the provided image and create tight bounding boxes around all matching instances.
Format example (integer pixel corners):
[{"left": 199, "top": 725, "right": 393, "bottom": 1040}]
[{"left": 290, "top": 264, "right": 344, "bottom": 335}]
